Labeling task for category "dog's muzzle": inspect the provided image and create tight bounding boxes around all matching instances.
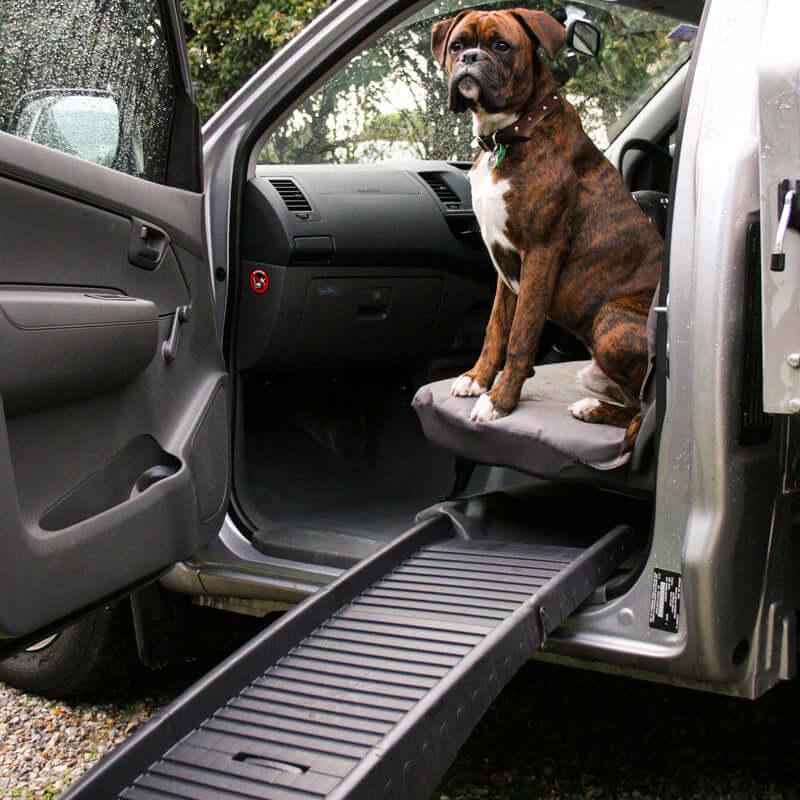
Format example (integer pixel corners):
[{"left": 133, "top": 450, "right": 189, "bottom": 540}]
[{"left": 448, "top": 51, "right": 505, "bottom": 112}]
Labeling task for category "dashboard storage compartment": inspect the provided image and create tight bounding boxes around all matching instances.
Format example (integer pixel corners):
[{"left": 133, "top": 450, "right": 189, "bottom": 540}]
[
  {"left": 239, "top": 267, "right": 444, "bottom": 369},
  {"left": 299, "top": 276, "right": 442, "bottom": 361}
]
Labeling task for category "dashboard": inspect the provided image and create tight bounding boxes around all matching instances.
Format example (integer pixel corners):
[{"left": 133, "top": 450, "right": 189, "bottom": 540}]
[{"left": 236, "top": 162, "right": 495, "bottom": 371}]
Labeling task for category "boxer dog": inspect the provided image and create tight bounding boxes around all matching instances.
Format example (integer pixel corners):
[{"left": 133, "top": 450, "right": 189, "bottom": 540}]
[{"left": 432, "top": 8, "right": 663, "bottom": 452}]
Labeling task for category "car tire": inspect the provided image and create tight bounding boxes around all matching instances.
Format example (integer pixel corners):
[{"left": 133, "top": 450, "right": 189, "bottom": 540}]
[{"left": 0, "top": 601, "right": 137, "bottom": 698}]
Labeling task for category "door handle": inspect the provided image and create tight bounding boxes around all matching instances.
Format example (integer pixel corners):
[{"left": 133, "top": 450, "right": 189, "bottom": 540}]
[
  {"left": 129, "top": 218, "right": 169, "bottom": 270},
  {"left": 162, "top": 305, "right": 191, "bottom": 363},
  {"left": 771, "top": 179, "right": 800, "bottom": 272}
]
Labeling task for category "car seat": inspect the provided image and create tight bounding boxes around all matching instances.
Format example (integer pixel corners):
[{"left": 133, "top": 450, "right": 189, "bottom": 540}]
[{"left": 412, "top": 191, "right": 666, "bottom": 485}]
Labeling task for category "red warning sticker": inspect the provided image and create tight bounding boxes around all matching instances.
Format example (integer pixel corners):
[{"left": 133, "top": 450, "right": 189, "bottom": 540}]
[{"left": 250, "top": 270, "right": 269, "bottom": 294}]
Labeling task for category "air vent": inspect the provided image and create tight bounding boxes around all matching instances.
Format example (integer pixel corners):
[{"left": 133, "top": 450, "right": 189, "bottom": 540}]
[
  {"left": 420, "top": 173, "right": 462, "bottom": 209},
  {"left": 268, "top": 178, "right": 312, "bottom": 213}
]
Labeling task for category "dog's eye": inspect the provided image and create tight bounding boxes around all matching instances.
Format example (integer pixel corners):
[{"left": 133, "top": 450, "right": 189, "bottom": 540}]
[
  {"left": 450, "top": 41, "right": 462, "bottom": 53},
  {"left": 494, "top": 40, "right": 510, "bottom": 52}
]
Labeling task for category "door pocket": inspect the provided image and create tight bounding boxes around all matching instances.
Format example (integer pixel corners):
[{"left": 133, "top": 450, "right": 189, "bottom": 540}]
[
  {"left": 0, "top": 288, "right": 159, "bottom": 416},
  {"left": 39, "top": 435, "right": 180, "bottom": 531}
]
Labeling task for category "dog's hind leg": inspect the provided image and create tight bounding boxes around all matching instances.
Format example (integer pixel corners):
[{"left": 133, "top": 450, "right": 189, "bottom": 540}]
[
  {"left": 577, "top": 360, "right": 624, "bottom": 403},
  {"left": 568, "top": 397, "right": 642, "bottom": 455},
  {"left": 568, "top": 294, "right": 651, "bottom": 452}
]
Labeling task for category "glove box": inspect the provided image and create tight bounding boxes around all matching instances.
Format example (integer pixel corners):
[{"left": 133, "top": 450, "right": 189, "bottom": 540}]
[{"left": 237, "top": 264, "right": 443, "bottom": 369}]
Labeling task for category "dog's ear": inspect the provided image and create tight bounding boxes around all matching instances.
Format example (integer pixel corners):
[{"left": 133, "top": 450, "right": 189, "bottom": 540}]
[
  {"left": 510, "top": 9, "right": 566, "bottom": 58},
  {"left": 431, "top": 11, "right": 470, "bottom": 67}
]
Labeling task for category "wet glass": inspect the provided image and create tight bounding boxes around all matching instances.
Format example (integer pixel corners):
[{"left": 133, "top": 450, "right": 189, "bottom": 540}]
[
  {"left": 260, "top": 0, "right": 694, "bottom": 164},
  {"left": 0, "top": 0, "right": 176, "bottom": 182}
]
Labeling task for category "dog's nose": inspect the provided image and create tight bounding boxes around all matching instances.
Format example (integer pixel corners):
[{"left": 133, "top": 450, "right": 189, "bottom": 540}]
[{"left": 460, "top": 48, "right": 488, "bottom": 65}]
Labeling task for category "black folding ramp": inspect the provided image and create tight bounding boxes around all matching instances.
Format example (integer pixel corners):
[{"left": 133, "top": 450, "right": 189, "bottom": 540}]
[{"left": 63, "top": 514, "right": 633, "bottom": 800}]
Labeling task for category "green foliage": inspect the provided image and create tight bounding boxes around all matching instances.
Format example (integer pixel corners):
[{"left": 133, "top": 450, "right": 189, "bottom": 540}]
[
  {"left": 564, "top": 7, "right": 689, "bottom": 141},
  {"left": 184, "top": 0, "right": 333, "bottom": 121},
  {"left": 256, "top": 0, "right": 692, "bottom": 164},
  {"left": 0, "top": 0, "right": 691, "bottom": 165},
  {"left": 258, "top": 16, "right": 477, "bottom": 164}
]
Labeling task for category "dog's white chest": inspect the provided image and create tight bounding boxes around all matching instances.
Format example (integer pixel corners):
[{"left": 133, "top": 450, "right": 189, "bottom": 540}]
[{"left": 469, "top": 155, "right": 519, "bottom": 294}]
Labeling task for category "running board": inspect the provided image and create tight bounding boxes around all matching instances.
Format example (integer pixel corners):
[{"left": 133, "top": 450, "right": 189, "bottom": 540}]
[{"left": 63, "top": 515, "right": 633, "bottom": 800}]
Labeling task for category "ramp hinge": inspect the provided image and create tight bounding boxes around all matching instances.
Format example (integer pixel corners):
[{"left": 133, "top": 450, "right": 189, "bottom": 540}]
[{"left": 538, "top": 606, "right": 549, "bottom": 646}]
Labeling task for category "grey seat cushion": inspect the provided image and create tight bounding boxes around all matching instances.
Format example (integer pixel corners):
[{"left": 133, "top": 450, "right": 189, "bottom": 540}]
[{"left": 412, "top": 361, "right": 630, "bottom": 477}]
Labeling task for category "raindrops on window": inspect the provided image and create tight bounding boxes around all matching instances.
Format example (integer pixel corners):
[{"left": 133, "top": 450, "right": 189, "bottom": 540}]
[
  {"left": 259, "top": 0, "right": 693, "bottom": 165},
  {"left": 0, "top": 0, "right": 176, "bottom": 182}
]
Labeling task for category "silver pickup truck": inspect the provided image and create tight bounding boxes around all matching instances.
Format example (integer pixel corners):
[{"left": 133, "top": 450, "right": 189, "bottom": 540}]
[{"left": 0, "top": 0, "right": 797, "bottom": 796}]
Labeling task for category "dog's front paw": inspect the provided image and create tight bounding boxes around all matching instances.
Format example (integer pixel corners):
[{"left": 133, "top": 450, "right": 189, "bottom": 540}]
[
  {"left": 568, "top": 397, "right": 601, "bottom": 421},
  {"left": 451, "top": 375, "right": 487, "bottom": 397},
  {"left": 469, "top": 393, "right": 507, "bottom": 422}
]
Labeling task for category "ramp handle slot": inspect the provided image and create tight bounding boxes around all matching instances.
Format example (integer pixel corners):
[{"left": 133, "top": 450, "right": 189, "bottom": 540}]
[{"left": 233, "top": 753, "right": 308, "bottom": 775}]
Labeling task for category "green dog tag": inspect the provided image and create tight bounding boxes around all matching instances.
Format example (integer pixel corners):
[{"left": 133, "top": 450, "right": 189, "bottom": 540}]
[{"left": 492, "top": 144, "right": 507, "bottom": 168}]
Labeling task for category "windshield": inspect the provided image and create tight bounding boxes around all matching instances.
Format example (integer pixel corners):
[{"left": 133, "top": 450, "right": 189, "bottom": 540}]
[{"left": 260, "top": 0, "right": 693, "bottom": 164}]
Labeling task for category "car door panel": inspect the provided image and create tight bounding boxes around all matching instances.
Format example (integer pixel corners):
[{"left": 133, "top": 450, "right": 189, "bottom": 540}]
[
  {"left": 0, "top": 149, "right": 193, "bottom": 314},
  {"left": 0, "top": 10, "right": 229, "bottom": 642},
  {"left": 0, "top": 131, "right": 203, "bottom": 256},
  {"left": 0, "top": 288, "right": 159, "bottom": 415}
]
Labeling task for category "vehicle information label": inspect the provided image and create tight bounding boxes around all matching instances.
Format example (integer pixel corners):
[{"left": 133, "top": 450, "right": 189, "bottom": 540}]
[{"left": 649, "top": 569, "right": 681, "bottom": 632}]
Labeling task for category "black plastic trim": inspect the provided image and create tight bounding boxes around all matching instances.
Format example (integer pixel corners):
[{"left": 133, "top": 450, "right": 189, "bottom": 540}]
[
  {"left": 158, "top": 0, "right": 203, "bottom": 192},
  {"left": 738, "top": 213, "right": 772, "bottom": 446},
  {"left": 0, "top": 570, "right": 165, "bottom": 661}
]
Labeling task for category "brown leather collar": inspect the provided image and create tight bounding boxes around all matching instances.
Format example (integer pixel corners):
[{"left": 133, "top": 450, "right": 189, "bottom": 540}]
[{"left": 475, "top": 93, "right": 561, "bottom": 153}]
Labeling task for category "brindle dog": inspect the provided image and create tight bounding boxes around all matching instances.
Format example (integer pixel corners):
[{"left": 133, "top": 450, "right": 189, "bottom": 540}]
[{"left": 432, "top": 8, "right": 662, "bottom": 451}]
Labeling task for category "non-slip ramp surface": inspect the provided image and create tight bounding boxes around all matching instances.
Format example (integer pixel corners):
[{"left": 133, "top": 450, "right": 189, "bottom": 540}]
[{"left": 63, "top": 517, "right": 632, "bottom": 800}]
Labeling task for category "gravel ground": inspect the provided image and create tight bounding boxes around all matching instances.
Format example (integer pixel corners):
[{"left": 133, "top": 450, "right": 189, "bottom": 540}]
[
  {"left": 0, "top": 655, "right": 217, "bottom": 800},
  {"left": 0, "top": 682, "right": 160, "bottom": 799},
  {"left": 0, "top": 607, "right": 245, "bottom": 800},
  {"left": 3, "top": 654, "right": 800, "bottom": 799}
]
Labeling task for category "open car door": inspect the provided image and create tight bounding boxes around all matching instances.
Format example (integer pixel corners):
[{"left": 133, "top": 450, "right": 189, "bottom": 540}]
[
  {"left": 0, "top": 0, "right": 229, "bottom": 649},
  {"left": 758, "top": 0, "right": 800, "bottom": 415}
]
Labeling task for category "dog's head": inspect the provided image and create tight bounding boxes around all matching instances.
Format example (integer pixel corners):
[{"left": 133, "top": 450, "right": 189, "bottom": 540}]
[{"left": 431, "top": 8, "right": 565, "bottom": 115}]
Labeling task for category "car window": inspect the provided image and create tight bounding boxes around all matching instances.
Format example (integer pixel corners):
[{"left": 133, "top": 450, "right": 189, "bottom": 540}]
[
  {"left": 259, "top": 0, "right": 693, "bottom": 164},
  {"left": 0, "top": 0, "right": 177, "bottom": 183}
]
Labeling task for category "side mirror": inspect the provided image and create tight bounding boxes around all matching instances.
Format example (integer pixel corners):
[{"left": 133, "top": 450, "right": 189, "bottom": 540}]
[
  {"left": 566, "top": 19, "right": 602, "bottom": 57},
  {"left": 11, "top": 90, "right": 120, "bottom": 168}
]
